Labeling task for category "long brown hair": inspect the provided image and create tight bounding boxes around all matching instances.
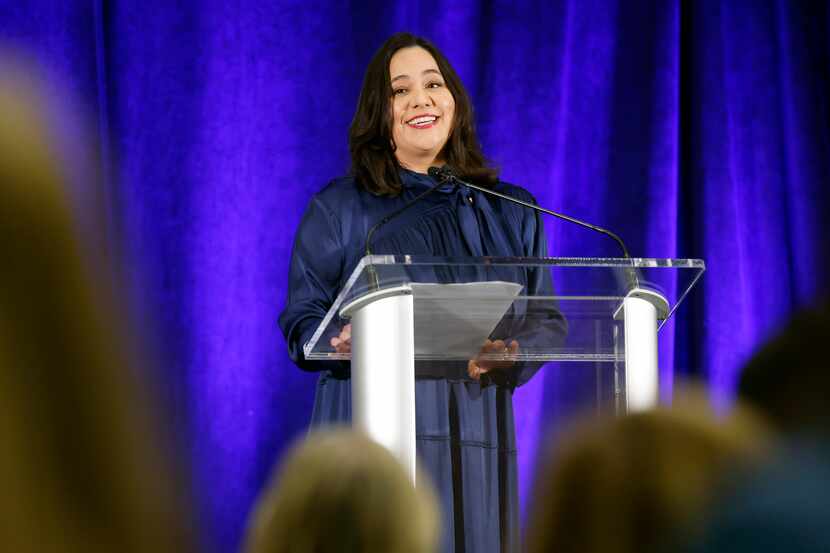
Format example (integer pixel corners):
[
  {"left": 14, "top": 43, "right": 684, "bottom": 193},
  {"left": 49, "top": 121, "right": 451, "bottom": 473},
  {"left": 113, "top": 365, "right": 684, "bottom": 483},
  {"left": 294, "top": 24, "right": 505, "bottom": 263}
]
[{"left": 349, "top": 32, "right": 497, "bottom": 196}]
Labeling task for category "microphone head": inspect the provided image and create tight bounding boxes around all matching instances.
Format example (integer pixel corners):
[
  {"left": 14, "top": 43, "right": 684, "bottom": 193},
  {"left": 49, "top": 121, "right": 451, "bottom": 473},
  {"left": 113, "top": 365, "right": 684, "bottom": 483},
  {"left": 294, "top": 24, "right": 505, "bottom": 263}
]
[{"left": 428, "top": 165, "right": 453, "bottom": 182}]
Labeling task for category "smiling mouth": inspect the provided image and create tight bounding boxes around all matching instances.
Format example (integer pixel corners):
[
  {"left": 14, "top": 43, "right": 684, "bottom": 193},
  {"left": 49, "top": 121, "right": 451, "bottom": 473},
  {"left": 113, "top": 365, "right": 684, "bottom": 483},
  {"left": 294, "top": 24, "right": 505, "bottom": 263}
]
[{"left": 406, "top": 115, "right": 438, "bottom": 129}]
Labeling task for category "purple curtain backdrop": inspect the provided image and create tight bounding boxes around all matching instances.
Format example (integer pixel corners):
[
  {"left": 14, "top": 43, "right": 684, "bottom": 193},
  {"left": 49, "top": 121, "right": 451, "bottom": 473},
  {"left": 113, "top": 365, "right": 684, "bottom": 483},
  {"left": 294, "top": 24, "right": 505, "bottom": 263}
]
[{"left": 3, "top": 1, "right": 829, "bottom": 551}]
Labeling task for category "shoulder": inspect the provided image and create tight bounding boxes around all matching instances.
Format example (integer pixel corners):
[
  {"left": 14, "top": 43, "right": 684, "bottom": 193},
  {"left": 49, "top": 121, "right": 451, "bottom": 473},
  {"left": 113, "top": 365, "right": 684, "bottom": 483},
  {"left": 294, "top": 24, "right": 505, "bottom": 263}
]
[
  {"left": 313, "top": 175, "right": 362, "bottom": 207},
  {"left": 489, "top": 180, "right": 544, "bottom": 241},
  {"left": 493, "top": 180, "right": 537, "bottom": 204},
  {"left": 304, "top": 175, "right": 368, "bottom": 219},
  {"left": 496, "top": 181, "right": 534, "bottom": 202}
]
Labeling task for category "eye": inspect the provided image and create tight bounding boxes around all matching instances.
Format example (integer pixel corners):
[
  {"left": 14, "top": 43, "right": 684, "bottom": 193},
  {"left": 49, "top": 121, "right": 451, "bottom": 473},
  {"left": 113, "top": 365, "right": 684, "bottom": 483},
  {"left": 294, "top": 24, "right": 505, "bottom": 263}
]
[
  {"left": 393, "top": 87, "right": 408, "bottom": 96},
  {"left": 427, "top": 81, "right": 444, "bottom": 89}
]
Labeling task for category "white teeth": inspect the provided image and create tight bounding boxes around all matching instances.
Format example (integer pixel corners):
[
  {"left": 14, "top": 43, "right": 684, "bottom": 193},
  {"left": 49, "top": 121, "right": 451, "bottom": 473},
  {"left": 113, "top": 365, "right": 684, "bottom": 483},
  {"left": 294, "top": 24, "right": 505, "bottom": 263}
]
[{"left": 408, "top": 116, "right": 437, "bottom": 125}]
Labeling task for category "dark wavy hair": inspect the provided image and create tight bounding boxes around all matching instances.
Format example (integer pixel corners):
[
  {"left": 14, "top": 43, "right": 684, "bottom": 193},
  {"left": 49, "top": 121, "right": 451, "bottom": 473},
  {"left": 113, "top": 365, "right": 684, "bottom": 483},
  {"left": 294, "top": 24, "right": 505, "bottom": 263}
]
[{"left": 349, "top": 33, "right": 497, "bottom": 196}]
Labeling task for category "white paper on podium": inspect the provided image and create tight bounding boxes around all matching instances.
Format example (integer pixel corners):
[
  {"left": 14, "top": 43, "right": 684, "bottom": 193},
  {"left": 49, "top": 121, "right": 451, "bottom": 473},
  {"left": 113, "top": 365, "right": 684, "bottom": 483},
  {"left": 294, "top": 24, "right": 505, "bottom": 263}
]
[{"left": 410, "top": 281, "right": 523, "bottom": 358}]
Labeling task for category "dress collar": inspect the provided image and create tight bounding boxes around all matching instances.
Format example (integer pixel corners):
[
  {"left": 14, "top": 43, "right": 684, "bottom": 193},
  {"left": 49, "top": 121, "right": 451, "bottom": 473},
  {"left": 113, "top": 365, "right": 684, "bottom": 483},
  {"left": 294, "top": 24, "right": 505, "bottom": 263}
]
[{"left": 399, "top": 167, "right": 457, "bottom": 193}]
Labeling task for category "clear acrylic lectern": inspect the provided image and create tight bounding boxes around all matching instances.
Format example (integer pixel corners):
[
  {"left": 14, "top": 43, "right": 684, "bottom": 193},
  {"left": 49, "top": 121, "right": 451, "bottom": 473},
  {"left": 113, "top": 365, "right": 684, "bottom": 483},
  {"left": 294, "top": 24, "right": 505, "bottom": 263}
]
[{"left": 304, "top": 256, "right": 705, "bottom": 481}]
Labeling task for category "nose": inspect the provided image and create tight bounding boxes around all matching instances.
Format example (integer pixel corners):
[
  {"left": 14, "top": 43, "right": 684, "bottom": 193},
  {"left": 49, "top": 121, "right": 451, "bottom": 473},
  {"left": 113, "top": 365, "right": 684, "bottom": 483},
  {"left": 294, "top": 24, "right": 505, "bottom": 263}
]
[{"left": 410, "top": 86, "right": 434, "bottom": 109}]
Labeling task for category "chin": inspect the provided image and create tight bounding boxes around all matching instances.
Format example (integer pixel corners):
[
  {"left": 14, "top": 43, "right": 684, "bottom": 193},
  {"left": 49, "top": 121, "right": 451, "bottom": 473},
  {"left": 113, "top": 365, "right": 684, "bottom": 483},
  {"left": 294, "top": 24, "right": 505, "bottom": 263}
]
[{"left": 413, "top": 138, "right": 447, "bottom": 152}]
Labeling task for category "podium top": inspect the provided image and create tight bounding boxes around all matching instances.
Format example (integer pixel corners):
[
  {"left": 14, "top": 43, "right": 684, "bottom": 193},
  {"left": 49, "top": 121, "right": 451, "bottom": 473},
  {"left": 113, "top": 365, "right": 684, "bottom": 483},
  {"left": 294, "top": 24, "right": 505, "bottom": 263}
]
[{"left": 304, "top": 256, "right": 704, "bottom": 362}]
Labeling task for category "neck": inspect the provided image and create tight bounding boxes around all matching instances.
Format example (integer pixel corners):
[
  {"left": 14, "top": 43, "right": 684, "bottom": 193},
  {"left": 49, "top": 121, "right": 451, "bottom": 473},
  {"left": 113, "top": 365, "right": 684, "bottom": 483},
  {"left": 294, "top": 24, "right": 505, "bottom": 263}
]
[{"left": 397, "top": 154, "right": 444, "bottom": 175}]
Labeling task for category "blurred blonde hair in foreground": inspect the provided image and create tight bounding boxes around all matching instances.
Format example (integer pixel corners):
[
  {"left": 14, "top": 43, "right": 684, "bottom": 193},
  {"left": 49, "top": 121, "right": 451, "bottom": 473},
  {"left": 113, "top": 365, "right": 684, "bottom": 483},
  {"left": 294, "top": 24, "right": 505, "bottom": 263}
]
[
  {"left": 0, "top": 64, "right": 193, "bottom": 552},
  {"left": 244, "top": 429, "right": 440, "bottom": 553},
  {"left": 526, "top": 394, "right": 769, "bottom": 553}
]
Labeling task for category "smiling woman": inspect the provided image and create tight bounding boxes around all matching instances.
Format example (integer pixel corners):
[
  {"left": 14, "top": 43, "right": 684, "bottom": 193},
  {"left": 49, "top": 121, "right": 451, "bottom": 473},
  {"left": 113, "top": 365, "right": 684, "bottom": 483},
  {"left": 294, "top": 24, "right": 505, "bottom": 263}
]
[
  {"left": 348, "top": 32, "right": 497, "bottom": 196},
  {"left": 278, "top": 32, "right": 567, "bottom": 553}
]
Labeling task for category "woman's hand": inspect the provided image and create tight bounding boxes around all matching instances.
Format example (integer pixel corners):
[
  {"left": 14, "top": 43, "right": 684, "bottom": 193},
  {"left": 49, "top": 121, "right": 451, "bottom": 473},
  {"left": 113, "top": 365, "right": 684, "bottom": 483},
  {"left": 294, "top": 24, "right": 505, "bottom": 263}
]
[
  {"left": 467, "top": 339, "right": 520, "bottom": 381},
  {"left": 329, "top": 323, "right": 352, "bottom": 354}
]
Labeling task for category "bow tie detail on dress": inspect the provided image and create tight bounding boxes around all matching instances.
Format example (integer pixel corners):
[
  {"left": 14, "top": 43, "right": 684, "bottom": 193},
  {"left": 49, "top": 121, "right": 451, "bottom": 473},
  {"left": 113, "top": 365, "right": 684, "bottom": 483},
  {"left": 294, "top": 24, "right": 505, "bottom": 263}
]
[{"left": 401, "top": 169, "right": 501, "bottom": 257}]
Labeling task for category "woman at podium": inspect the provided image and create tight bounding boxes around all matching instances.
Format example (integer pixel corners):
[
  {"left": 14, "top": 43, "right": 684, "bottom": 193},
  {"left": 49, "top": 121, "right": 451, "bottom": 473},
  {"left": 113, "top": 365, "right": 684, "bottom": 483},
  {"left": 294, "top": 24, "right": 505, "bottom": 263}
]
[{"left": 279, "top": 32, "right": 565, "bottom": 553}]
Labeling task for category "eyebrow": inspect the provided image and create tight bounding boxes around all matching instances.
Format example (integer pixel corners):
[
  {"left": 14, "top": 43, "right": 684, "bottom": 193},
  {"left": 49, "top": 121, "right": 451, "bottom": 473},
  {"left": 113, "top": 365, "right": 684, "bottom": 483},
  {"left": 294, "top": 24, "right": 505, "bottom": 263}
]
[{"left": 391, "top": 68, "right": 442, "bottom": 84}]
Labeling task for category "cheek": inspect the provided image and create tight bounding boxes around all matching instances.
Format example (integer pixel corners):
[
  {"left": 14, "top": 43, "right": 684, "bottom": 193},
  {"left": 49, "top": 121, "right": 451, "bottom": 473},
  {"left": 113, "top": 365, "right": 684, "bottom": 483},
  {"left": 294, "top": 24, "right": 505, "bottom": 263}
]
[
  {"left": 446, "top": 105, "right": 456, "bottom": 124},
  {"left": 389, "top": 102, "right": 404, "bottom": 140},
  {"left": 393, "top": 98, "right": 408, "bottom": 122},
  {"left": 441, "top": 97, "right": 456, "bottom": 125},
  {"left": 388, "top": 100, "right": 399, "bottom": 126}
]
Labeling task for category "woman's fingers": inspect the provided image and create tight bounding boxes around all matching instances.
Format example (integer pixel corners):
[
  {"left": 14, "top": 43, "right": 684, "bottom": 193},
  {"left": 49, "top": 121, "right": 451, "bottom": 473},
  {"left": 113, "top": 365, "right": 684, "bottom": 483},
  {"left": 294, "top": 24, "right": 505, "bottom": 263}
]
[
  {"left": 467, "top": 359, "right": 481, "bottom": 380},
  {"left": 332, "top": 340, "right": 351, "bottom": 353},
  {"left": 330, "top": 324, "right": 353, "bottom": 353},
  {"left": 473, "top": 339, "right": 521, "bottom": 374}
]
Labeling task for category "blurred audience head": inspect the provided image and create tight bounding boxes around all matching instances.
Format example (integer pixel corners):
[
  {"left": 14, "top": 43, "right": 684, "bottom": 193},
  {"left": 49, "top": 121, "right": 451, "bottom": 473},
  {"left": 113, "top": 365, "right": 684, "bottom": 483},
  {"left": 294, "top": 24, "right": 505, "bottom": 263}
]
[
  {"left": 0, "top": 64, "right": 192, "bottom": 552},
  {"left": 689, "top": 301, "right": 830, "bottom": 553},
  {"left": 525, "top": 396, "right": 768, "bottom": 553},
  {"left": 244, "top": 428, "right": 440, "bottom": 553},
  {"left": 738, "top": 300, "right": 830, "bottom": 438}
]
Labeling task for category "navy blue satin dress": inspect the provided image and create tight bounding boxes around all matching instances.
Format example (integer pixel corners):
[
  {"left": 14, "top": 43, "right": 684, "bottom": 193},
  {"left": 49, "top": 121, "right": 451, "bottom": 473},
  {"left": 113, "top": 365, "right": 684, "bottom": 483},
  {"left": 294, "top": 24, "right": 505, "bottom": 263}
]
[{"left": 279, "top": 169, "right": 566, "bottom": 553}]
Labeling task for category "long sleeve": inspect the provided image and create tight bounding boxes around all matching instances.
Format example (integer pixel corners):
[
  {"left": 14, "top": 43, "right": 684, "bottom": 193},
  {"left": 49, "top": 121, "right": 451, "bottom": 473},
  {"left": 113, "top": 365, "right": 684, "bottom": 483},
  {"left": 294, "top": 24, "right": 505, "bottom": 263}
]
[
  {"left": 278, "top": 194, "right": 347, "bottom": 372},
  {"left": 510, "top": 190, "right": 568, "bottom": 387}
]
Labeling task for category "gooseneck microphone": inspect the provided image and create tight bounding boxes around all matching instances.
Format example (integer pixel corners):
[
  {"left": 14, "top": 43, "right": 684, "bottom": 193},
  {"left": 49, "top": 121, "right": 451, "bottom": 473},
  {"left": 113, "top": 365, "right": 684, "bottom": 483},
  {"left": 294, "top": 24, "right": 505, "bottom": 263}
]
[
  {"left": 364, "top": 177, "right": 453, "bottom": 290},
  {"left": 427, "top": 165, "right": 632, "bottom": 259}
]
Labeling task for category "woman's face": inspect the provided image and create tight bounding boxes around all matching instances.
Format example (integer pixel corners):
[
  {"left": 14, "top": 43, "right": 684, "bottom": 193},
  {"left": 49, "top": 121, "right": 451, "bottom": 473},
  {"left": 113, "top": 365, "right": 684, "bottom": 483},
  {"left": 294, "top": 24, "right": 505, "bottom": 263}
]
[{"left": 389, "top": 46, "right": 455, "bottom": 170}]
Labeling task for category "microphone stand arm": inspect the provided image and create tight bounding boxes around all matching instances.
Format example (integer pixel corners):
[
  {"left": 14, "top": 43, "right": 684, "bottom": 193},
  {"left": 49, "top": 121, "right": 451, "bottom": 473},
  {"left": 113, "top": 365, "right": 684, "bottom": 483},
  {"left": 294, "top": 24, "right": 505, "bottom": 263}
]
[
  {"left": 440, "top": 172, "right": 640, "bottom": 290},
  {"left": 450, "top": 176, "right": 631, "bottom": 259}
]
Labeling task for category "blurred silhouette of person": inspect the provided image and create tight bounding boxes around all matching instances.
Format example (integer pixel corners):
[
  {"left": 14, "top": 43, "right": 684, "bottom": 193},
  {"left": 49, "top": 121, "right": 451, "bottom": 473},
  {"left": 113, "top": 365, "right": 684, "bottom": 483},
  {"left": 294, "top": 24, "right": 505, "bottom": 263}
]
[
  {"left": 685, "top": 302, "right": 830, "bottom": 553},
  {"left": 738, "top": 301, "right": 830, "bottom": 439},
  {"left": 525, "top": 398, "right": 767, "bottom": 553},
  {"left": 0, "top": 64, "right": 193, "bottom": 552},
  {"left": 244, "top": 429, "right": 440, "bottom": 553}
]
